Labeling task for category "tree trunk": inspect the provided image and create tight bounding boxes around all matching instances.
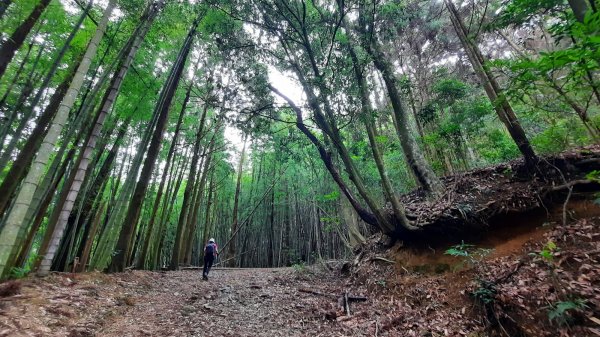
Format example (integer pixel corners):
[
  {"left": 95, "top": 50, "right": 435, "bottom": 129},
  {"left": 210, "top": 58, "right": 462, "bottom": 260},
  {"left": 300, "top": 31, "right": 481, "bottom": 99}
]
[
  {"left": 183, "top": 145, "right": 214, "bottom": 265},
  {"left": 152, "top": 151, "right": 190, "bottom": 269},
  {"left": 269, "top": 85, "right": 378, "bottom": 227},
  {"left": 0, "top": 0, "right": 115, "bottom": 279},
  {"left": 169, "top": 108, "right": 208, "bottom": 270},
  {"left": 444, "top": 0, "right": 538, "bottom": 167},
  {"left": 226, "top": 135, "right": 247, "bottom": 267},
  {"left": 347, "top": 40, "right": 416, "bottom": 233},
  {"left": 13, "top": 147, "right": 75, "bottom": 268},
  {"left": 357, "top": 25, "right": 443, "bottom": 197},
  {"left": 77, "top": 202, "right": 105, "bottom": 272},
  {"left": 109, "top": 14, "right": 199, "bottom": 273},
  {"left": 0, "top": 0, "right": 52, "bottom": 81},
  {"left": 568, "top": 0, "right": 591, "bottom": 22},
  {"left": 37, "top": 0, "right": 162, "bottom": 276},
  {"left": 0, "top": 40, "right": 33, "bottom": 137},
  {"left": 134, "top": 84, "right": 189, "bottom": 270},
  {"left": 0, "top": 56, "right": 81, "bottom": 218}
]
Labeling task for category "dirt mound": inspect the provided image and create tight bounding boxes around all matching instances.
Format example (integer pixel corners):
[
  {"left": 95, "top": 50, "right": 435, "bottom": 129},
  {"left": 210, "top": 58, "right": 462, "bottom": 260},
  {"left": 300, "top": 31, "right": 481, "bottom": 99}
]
[
  {"left": 397, "top": 146, "right": 600, "bottom": 242},
  {"left": 345, "top": 198, "right": 600, "bottom": 336},
  {"left": 475, "top": 216, "right": 600, "bottom": 337}
]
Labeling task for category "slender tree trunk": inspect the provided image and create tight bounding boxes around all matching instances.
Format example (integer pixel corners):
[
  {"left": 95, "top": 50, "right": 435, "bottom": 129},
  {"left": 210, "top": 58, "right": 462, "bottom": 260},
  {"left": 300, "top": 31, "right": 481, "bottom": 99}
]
[
  {"left": 269, "top": 85, "right": 378, "bottom": 227},
  {"left": 568, "top": 0, "right": 591, "bottom": 22},
  {"left": 444, "top": 0, "right": 537, "bottom": 167},
  {"left": 226, "top": 135, "right": 247, "bottom": 267},
  {"left": 0, "top": 57, "right": 81, "bottom": 218},
  {"left": 71, "top": 117, "right": 132, "bottom": 267},
  {"left": 0, "top": 40, "right": 44, "bottom": 167},
  {"left": 134, "top": 85, "right": 189, "bottom": 269},
  {"left": 357, "top": 24, "right": 443, "bottom": 197},
  {"left": 347, "top": 41, "right": 416, "bottom": 233},
  {"left": 201, "top": 171, "right": 215, "bottom": 261},
  {"left": 109, "top": 14, "right": 199, "bottom": 273},
  {"left": 37, "top": 1, "right": 162, "bottom": 276},
  {"left": 13, "top": 147, "right": 75, "bottom": 268},
  {"left": 0, "top": 1, "right": 115, "bottom": 279},
  {"left": 183, "top": 146, "right": 214, "bottom": 265},
  {"left": 0, "top": 0, "right": 52, "bottom": 81},
  {"left": 170, "top": 130, "right": 204, "bottom": 269},
  {"left": 77, "top": 202, "right": 105, "bottom": 272},
  {"left": 0, "top": 40, "right": 33, "bottom": 130},
  {"left": 169, "top": 90, "right": 210, "bottom": 270},
  {"left": 152, "top": 151, "right": 190, "bottom": 269}
]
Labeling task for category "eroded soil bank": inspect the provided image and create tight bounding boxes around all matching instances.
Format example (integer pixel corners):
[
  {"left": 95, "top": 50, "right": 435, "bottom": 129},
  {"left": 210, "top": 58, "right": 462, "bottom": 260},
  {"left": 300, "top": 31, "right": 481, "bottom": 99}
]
[
  {"left": 1, "top": 151, "right": 600, "bottom": 336},
  {"left": 0, "top": 201, "right": 598, "bottom": 337}
]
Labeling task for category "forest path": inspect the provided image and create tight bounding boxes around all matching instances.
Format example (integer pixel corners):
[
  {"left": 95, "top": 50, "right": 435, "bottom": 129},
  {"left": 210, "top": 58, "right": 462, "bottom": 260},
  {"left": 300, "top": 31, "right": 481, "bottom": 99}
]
[
  {"left": 97, "top": 268, "right": 344, "bottom": 337},
  {"left": 0, "top": 268, "right": 354, "bottom": 337}
]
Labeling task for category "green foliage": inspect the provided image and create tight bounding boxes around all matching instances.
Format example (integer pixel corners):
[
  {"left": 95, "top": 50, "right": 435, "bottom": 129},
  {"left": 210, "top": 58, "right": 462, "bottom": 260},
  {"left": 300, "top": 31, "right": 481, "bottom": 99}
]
[
  {"left": 445, "top": 242, "right": 475, "bottom": 257},
  {"left": 445, "top": 241, "right": 493, "bottom": 270},
  {"left": 585, "top": 170, "right": 600, "bottom": 181},
  {"left": 477, "top": 130, "right": 521, "bottom": 163},
  {"left": 9, "top": 267, "right": 29, "bottom": 279},
  {"left": 531, "top": 241, "right": 558, "bottom": 262},
  {"left": 292, "top": 261, "right": 307, "bottom": 273},
  {"left": 433, "top": 78, "right": 469, "bottom": 106},
  {"left": 317, "top": 190, "right": 340, "bottom": 202},
  {"left": 199, "top": 8, "right": 241, "bottom": 36},
  {"left": 547, "top": 298, "right": 588, "bottom": 326},
  {"left": 492, "top": 0, "right": 565, "bottom": 28},
  {"left": 531, "top": 119, "right": 589, "bottom": 154},
  {"left": 472, "top": 279, "right": 497, "bottom": 304}
]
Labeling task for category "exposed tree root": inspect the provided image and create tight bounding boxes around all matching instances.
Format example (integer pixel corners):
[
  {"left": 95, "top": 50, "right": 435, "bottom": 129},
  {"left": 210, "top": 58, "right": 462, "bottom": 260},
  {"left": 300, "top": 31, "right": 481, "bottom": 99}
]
[{"left": 392, "top": 146, "right": 600, "bottom": 243}]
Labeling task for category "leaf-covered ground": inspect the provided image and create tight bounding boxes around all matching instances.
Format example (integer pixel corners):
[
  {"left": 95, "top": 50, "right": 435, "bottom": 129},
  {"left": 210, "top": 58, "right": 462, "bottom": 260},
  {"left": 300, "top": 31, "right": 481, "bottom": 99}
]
[{"left": 0, "top": 203, "right": 599, "bottom": 336}]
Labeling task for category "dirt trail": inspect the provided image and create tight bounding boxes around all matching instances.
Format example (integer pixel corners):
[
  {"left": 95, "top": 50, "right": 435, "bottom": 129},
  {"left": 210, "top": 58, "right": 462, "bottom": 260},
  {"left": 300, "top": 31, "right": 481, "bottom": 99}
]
[
  {"left": 1, "top": 202, "right": 598, "bottom": 336},
  {"left": 0, "top": 268, "right": 356, "bottom": 337},
  {"left": 97, "top": 268, "right": 344, "bottom": 337}
]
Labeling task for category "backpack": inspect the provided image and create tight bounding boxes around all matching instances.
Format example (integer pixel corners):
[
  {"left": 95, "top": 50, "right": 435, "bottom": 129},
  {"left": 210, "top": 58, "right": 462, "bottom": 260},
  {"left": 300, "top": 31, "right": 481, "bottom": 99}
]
[{"left": 205, "top": 243, "right": 215, "bottom": 256}]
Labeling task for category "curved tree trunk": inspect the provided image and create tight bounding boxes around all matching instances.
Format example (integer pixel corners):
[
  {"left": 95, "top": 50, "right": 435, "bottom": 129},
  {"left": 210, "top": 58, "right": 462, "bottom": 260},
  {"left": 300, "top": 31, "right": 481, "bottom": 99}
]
[
  {"left": 359, "top": 31, "right": 443, "bottom": 197},
  {"left": 347, "top": 40, "right": 416, "bottom": 233},
  {"left": 269, "top": 85, "right": 378, "bottom": 227}
]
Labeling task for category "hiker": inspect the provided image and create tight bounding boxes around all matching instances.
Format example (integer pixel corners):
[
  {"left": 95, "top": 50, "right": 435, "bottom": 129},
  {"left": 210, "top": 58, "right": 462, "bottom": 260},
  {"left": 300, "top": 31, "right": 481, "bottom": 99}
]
[{"left": 202, "top": 238, "right": 218, "bottom": 280}]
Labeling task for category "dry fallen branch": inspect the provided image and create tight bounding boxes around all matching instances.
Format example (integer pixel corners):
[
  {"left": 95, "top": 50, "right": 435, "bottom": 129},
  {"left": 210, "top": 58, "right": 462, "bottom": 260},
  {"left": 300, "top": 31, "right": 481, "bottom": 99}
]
[
  {"left": 297, "top": 288, "right": 367, "bottom": 302},
  {"left": 370, "top": 256, "right": 395, "bottom": 264},
  {"left": 344, "top": 290, "right": 351, "bottom": 317}
]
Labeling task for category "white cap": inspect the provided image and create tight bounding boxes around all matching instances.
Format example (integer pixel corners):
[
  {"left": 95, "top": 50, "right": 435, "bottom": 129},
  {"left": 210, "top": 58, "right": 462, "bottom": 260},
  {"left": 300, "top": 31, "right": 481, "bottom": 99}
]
[{"left": 209, "top": 238, "right": 215, "bottom": 243}]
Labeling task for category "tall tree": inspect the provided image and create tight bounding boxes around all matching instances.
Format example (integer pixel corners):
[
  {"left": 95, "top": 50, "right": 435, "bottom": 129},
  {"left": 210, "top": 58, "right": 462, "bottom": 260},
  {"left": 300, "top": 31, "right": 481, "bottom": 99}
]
[
  {"left": 357, "top": 2, "right": 443, "bottom": 197},
  {"left": 0, "top": 0, "right": 116, "bottom": 279},
  {"left": 108, "top": 11, "right": 201, "bottom": 273},
  {"left": 0, "top": 0, "right": 52, "bottom": 80},
  {"left": 37, "top": 0, "right": 164, "bottom": 277},
  {"left": 443, "top": 0, "right": 538, "bottom": 167},
  {"left": 225, "top": 134, "right": 247, "bottom": 267}
]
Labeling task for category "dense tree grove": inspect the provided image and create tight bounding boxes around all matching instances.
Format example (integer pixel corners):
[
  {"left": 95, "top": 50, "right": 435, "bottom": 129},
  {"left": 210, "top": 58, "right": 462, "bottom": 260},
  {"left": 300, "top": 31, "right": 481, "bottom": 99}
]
[{"left": 0, "top": 0, "right": 597, "bottom": 277}]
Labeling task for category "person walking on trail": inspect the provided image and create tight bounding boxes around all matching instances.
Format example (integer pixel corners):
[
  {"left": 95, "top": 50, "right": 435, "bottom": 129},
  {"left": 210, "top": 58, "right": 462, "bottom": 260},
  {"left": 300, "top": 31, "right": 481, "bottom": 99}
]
[{"left": 202, "top": 238, "right": 218, "bottom": 280}]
